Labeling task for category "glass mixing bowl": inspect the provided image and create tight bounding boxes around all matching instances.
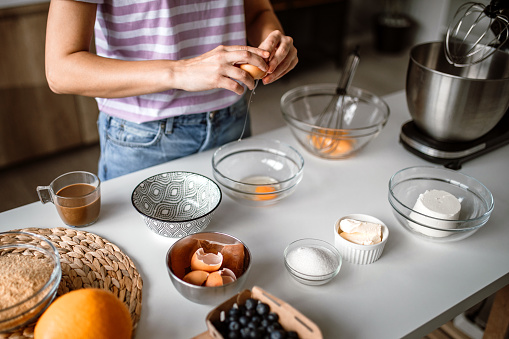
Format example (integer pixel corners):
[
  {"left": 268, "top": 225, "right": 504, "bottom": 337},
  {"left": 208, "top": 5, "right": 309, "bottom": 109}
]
[
  {"left": 388, "top": 166, "right": 494, "bottom": 242},
  {"left": 212, "top": 138, "right": 304, "bottom": 207},
  {"left": 280, "top": 84, "right": 389, "bottom": 159}
]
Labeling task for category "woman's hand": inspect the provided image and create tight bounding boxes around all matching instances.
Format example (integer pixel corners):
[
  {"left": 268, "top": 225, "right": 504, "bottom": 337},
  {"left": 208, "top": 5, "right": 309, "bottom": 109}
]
[
  {"left": 257, "top": 30, "right": 298, "bottom": 85},
  {"left": 171, "top": 45, "right": 270, "bottom": 95}
]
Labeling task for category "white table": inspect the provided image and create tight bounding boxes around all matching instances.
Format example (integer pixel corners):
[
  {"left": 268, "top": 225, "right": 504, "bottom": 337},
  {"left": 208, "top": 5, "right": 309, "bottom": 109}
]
[{"left": 1, "top": 91, "right": 508, "bottom": 338}]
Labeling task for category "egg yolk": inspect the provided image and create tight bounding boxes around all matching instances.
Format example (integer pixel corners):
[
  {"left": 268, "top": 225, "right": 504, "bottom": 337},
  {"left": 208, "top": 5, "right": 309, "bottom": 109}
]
[
  {"left": 254, "top": 186, "right": 278, "bottom": 201},
  {"left": 309, "top": 129, "right": 354, "bottom": 156}
]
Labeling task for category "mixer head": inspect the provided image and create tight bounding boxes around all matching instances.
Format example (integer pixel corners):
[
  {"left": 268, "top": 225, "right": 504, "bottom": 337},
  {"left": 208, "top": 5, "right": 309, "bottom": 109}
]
[{"left": 445, "top": 0, "right": 509, "bottom": 67}]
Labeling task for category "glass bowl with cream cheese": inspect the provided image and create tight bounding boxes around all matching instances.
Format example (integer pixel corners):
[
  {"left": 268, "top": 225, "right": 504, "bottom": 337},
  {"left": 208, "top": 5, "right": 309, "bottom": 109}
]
[
  {"left": 334, "top": 214, "right": 389, "bottom": 264},
  {"left": 388, "top": 166, "right": 494, "bottom": 242},
  {"left": 284, "top": 239, "right": 342, "bottom": 285}
]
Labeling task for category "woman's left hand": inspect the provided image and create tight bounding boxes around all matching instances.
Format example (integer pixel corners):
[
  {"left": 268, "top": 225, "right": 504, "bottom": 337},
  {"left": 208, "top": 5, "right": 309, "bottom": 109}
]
[{"left": 257, "top": 30, "right": 298, "bottom": 85}]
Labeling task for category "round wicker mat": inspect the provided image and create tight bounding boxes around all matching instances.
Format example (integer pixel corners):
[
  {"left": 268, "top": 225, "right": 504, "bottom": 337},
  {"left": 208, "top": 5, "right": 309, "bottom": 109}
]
[{"left": 0, "top": 227, "right": 143, "bottom": 339}]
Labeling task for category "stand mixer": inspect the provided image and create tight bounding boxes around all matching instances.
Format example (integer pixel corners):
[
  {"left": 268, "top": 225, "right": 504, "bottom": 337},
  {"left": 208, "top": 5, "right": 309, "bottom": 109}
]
[{"left": 401, "top": 0, "right": 509, "bottom": 169}]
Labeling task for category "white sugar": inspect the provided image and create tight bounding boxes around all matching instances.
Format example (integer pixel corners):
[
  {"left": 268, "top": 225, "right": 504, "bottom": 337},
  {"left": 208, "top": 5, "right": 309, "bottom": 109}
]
[{"left": 287, "top": 246, "right": 337, "bottom": 276}]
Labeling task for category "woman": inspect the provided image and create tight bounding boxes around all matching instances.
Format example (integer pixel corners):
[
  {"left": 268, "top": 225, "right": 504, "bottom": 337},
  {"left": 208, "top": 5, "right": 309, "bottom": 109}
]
[{"left": 45, "top": 0, "right": 298, "bottom": 180}]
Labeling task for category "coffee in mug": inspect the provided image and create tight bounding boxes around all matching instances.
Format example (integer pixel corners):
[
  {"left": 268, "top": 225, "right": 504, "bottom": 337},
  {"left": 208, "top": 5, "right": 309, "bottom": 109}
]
[{"left": 37, "top": 171, "right": 101, "bottom": 227}]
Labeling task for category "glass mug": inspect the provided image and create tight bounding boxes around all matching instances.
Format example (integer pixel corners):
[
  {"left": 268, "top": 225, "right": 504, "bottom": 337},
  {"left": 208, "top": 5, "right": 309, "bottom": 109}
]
[{"left": 37, "top": 171, "right": 101, "bottom": 227}]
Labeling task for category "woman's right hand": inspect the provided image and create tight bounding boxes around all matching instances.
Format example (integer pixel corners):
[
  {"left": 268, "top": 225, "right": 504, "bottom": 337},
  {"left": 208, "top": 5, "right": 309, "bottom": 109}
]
[{"left": 170, "top": 45, "right": 270, "bottom": 95}]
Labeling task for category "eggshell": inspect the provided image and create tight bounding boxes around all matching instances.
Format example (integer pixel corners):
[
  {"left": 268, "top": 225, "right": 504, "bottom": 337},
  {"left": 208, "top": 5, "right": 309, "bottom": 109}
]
[
  {"left": 191, "top": 248, "right": 223, "bottom": 272},
  {"left": 240, "top": 64, "right": 267, "bottom": 80},
  {"left": 220, "top": 268, "right": 237, "bottom": 285},
  {"left": 183, "top": 270, "right": 209, "bottom": 286},
  {"left": 205, "top": 271, "right": 223, "bottom": 287}
]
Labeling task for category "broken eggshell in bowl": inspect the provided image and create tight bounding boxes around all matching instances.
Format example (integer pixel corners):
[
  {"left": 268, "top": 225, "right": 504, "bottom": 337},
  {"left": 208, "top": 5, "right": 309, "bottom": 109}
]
[{"left": 166, "top": 232, "right": 252, "bottom": 305}]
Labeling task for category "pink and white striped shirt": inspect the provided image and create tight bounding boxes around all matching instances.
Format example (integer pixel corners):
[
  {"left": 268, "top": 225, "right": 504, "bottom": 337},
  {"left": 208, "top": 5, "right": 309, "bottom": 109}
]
[{"left": 79, "top": 0, "right": 247, "bottom": 123}]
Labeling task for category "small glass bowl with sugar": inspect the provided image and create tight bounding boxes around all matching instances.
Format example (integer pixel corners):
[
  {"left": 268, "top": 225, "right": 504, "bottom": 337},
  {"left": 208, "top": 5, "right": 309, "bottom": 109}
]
[{"left": 283, "top": 238, "right": 342, "bottom": 286}]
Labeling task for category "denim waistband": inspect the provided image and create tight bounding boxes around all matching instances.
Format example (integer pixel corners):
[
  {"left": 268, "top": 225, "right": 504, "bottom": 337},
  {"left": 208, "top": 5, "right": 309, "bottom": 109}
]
[{"left": 101, "top": 95, "right": 247, "bottom": 135}]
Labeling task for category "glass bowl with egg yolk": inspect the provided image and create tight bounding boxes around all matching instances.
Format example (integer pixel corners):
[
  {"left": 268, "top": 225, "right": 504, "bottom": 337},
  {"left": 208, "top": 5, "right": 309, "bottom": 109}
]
[
  {"left": 212, "top": 138, "right": 304, "bottom": 207},
  {"left": 388, "top": 166, "right": 494, "bottom": 242}
]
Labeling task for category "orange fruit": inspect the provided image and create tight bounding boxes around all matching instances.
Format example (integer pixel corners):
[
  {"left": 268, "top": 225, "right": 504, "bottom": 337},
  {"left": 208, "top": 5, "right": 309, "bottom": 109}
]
[
  {"left": 240, "top": 64, "right": 267, "bottom": 79},
  {"left": 34, "top": 288, "right": 132, "bottom": 339}
]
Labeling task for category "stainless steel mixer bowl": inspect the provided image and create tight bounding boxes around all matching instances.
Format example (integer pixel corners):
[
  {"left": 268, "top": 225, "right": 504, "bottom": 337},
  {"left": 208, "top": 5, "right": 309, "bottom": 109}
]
[{"left": 406, "top": 41, "right": 509, "bottom": 142}]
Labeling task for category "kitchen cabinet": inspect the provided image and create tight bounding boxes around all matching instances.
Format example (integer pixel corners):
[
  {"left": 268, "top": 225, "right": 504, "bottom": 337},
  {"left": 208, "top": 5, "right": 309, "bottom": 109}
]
[{"left": 0, "top": 3, "right": 99, "bottom": 169}]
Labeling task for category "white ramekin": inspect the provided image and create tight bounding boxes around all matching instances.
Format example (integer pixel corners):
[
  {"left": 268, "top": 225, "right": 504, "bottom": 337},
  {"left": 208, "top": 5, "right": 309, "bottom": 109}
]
[{"left": 334, "top": 214, "right": 389, "bottom": 265}]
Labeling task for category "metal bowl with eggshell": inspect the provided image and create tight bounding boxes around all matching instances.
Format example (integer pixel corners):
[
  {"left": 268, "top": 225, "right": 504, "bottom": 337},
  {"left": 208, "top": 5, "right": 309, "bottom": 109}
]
[
  {"left": 166, "top": 232, "right": 252, "bottom": 305},
  {"left": 212, "top": 138, "right": 304, "bottom": 206},
  {"left": 388, "top": 166, "right": 494, "bottom": 242}
]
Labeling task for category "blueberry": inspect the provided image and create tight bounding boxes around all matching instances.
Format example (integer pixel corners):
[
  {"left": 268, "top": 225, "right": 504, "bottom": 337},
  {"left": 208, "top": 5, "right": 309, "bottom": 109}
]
[
  {"left": 267, "top": 312, "right": 279, "bottom": 323},
  {"left": 260, "top": 318, "right": 271, "bottom": 328},
  {"left": 245, "top": 309, "right": 256, "bottom": 318},
  {"left": 228, "top": 314, "right": 240, "bottom": 323},
  {"left": 240, "top": 327, "right": 251, "bottom": 338},
  {"left": 249, "top": 328, "right": 262, "bottom": 338},
  {"left": 248, "top": 321, "right": 259, "bottom": 329},
  {"left": 286, "top": 331, "right": 299, "bottom": 338},
  {"left": 229, "top": 321, "right": 241, "bottom": 331},
  {"left": 229, "top": 307, "right": 241, "bottom": 317},
  {"left": 269, "top": 330, "right": 286, "bottom": 339},
  {"left": 266, "top": 323, "right": 281, "bottom": 333},
  {"left": 228, "top": 330, "right": 241, "bottom": 338},
  {"left": 245, "top": 298, "right": 258, "bottom": 310},
  {"left": 239, "top": 315, "right": 250, "bottom": 326},
  {"left": 251, "top": 315, "right": 262, "bottom": 325},
  {"left": 256, "top": 302, "right": 271, "bottom": 316}
]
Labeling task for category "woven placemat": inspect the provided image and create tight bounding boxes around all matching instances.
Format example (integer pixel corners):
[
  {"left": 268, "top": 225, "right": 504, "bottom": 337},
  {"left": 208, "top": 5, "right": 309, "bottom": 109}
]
[{"left": 0, "top": 227, "right": 143, "bottom": 338}]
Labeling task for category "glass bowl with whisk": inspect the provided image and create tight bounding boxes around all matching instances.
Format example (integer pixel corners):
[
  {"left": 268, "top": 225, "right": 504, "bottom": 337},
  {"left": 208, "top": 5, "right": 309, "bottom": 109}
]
[{"left": 280, "top": 84, "right": 390, "bottom": 159}]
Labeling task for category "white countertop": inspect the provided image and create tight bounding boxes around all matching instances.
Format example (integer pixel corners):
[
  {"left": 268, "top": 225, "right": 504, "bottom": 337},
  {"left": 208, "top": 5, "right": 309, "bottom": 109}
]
[{"left": 1, "top": 91, "right": 508, "bottom": 338}]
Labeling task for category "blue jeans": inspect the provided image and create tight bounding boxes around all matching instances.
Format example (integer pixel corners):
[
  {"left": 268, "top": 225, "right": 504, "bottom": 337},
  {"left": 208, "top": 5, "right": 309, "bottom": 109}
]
[{"left": 97, "top": 96, "right": 251, "bottom": 181}]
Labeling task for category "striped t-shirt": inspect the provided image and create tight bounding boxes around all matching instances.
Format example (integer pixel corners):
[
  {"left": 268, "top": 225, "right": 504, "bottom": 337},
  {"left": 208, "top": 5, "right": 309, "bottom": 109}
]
[{"left": 80, "top": 0, "right": 247, "bottom": 123}]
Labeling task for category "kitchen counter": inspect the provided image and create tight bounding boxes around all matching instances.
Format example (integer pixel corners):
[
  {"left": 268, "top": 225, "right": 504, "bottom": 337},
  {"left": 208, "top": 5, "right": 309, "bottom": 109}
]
[{"left": 1, "top": 90, "right": 508, "bottom": 338}]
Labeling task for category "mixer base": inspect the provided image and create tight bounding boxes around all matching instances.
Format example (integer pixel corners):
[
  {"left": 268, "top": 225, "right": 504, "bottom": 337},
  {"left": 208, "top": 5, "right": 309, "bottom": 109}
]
[{"left": 400, "top": 115, "right": 509, "bottom": 170}]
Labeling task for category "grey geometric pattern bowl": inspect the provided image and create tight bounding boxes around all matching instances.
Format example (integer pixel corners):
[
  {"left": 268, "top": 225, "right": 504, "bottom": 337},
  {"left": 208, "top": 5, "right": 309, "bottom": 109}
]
[{"left": 131, "top": 171, "right": 222, "bottom": 238}]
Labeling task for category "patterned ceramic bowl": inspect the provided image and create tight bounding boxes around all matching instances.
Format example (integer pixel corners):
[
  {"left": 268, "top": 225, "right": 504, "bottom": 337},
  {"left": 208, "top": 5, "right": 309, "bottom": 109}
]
[{"left": 131, "top": 172, "right": 222, "bottom": 238}]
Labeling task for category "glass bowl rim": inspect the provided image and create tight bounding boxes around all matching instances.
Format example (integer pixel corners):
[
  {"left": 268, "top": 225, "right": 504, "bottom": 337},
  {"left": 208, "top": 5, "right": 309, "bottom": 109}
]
[
  {"left": 280, "top": 84, "right": 391, "bottom": 133},
  {"left": 212, "top": 139, "right": 305, "bottom": 189}
]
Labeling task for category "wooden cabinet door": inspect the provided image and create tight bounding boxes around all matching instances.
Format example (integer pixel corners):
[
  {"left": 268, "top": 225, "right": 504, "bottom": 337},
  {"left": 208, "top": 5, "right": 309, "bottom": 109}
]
[{"left": 0, "top": 3, "right": 99, "bottom": 168}]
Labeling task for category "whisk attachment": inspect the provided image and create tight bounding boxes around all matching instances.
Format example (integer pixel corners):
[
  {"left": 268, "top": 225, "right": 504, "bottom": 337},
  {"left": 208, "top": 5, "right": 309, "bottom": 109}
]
[{"left": 445, "top": 0, "right": 509, "bottom": 67}]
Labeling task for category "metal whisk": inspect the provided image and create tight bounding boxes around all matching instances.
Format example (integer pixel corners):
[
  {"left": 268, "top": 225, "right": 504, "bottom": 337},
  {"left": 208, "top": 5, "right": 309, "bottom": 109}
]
[
  {"left": 445, "top": 0, "right": 509, "bottom": 67},
  {"left": 312, "top": 47, "right": 360, "bottom": 153}
]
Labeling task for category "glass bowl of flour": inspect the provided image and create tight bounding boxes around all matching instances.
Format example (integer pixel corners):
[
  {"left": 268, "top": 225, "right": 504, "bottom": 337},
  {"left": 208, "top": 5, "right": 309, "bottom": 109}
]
[
  {"left": 284, "top": 238, "right": 342, "bottom": 285},
  {"left": 388, "top": 166, "right": 494, "bottom": 242}
]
